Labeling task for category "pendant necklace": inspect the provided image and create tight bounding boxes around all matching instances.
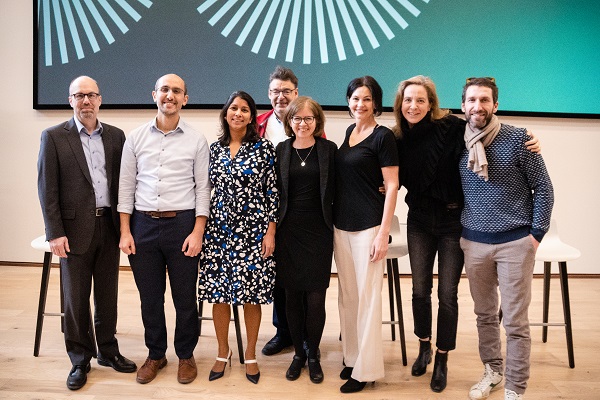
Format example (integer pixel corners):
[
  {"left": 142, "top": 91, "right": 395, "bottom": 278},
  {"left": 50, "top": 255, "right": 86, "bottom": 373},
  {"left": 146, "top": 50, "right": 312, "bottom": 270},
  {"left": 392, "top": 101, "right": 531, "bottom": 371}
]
[{"left": 295, "top": 144, "right": 315, "bottom": 167}]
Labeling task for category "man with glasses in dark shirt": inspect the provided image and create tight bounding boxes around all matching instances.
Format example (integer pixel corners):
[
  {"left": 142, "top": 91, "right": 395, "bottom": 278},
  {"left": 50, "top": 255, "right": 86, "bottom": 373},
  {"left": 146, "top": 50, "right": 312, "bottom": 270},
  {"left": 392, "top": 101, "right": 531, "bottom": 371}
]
[{"left": 37, "top": 75, "right": 136, "bottom": 391}]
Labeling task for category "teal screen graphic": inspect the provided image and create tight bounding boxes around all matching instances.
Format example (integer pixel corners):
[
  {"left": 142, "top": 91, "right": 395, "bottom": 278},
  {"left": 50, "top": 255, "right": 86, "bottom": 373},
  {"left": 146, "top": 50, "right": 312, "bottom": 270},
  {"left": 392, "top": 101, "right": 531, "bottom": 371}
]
[{"left": 35, "top": 0, "right": 600, "bottom": 117}]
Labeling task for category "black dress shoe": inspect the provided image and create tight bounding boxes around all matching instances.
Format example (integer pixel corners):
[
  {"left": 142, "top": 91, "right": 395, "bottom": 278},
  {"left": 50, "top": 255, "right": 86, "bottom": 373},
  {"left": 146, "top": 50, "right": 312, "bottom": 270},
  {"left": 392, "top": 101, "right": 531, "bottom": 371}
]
[
  {"left": 308, "top": 359, "right": 324, "bottom": 383},
  {"left": 411, "top": 340, "right": 432, "bottom": 376},
  {"left": 286, "top": 355, "right": 306, "bottom": 381},
  {"left": 66, "top": 364, "right": 91, "bottom": 390},
  {"left": 97, "top": 354, "right": 137, "bottom": 373},
  {"left": 261, "top": 335, "right": 292, "bottom": 356},
  {"left": 340, "top": 378, "right": 367, "bottom": 393},
  {"left": 339, "top": 366, "right": 353, "bottom": 380}
]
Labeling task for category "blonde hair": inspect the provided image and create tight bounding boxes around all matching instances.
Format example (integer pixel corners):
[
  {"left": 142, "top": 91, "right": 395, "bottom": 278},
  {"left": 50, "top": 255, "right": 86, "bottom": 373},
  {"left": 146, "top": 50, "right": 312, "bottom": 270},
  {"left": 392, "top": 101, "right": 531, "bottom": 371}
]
[{"left": 392, "top": 75, "right": 450, "bottom": 138}]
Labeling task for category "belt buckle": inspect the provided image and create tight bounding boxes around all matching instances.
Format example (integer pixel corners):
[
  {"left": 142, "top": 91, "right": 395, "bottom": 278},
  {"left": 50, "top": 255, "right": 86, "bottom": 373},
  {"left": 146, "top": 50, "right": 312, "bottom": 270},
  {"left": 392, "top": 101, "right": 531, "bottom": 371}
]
[
  {"left": 95, "top": 208, "right": 103, "bottom": 217},
  {"left": 150, "top": 212, "right": 160, "bottom": 219}
]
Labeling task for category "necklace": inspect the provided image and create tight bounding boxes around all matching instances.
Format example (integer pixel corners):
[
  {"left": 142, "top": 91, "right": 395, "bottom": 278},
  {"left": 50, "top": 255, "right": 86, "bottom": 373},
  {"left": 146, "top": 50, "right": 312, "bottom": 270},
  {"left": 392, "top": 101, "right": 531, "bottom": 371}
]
[{"left": 295, "top": 144, "right": 315, "bottom": 167}]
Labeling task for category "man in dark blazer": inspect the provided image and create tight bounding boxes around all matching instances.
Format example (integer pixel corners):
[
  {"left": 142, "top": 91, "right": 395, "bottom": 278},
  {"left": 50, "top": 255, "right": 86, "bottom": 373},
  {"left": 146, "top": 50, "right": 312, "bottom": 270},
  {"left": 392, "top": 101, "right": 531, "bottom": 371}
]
[{"left": 37, "top": 76, "right": 136, "bottom": 390}]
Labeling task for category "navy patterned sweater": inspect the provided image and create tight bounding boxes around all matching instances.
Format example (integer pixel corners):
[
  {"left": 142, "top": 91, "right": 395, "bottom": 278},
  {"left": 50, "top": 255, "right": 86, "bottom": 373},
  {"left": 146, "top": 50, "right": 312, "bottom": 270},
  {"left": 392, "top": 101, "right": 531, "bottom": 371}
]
[{"left": 460, "top": 124, "right": 554, "bottom": 244}]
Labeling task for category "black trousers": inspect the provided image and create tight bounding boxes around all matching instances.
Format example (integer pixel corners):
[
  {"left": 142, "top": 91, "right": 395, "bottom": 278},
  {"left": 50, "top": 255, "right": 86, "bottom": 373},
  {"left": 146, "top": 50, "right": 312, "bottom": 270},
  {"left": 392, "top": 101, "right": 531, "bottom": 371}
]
[
  {"left": 61, "top": 213, "right": 120, "bottom": 366},
  {"left": 129, "top": 210, "right": 199, "bottom": 360}
]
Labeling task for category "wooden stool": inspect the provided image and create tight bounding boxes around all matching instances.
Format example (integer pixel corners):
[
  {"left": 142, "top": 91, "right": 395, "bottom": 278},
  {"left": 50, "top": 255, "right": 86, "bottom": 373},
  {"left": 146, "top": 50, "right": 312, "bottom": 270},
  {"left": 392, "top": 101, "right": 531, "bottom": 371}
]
[
  {"left": 383, "top": 216, "right": 408, "bottom": 366},
  {"left": 199, "top": 301, "right": 245, "bottom": 364},
  {"left": 31, "top": 235, "right": 96, "bottom": 357}
]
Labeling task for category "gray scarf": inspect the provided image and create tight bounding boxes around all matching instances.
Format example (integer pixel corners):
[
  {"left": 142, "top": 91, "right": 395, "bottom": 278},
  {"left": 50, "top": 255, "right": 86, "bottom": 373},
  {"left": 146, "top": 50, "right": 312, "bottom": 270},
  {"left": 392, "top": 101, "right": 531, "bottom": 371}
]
[{"left": 464, "top": 114, "right": 500, "bottom": 181}]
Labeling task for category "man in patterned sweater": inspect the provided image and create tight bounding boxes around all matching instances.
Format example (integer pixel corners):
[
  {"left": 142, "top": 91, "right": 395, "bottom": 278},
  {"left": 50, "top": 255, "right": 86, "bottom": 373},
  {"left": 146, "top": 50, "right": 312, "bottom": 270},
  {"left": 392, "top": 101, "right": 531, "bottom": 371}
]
[{"left": 458, "top": 78, "right": 554, "bottom": 400}]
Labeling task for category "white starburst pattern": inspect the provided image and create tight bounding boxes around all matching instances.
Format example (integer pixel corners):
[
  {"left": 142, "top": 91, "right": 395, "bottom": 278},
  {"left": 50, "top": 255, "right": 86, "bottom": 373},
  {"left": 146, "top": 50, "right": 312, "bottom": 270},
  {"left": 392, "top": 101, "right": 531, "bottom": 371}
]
[
  {"left": 38, "top": 0, "right": 153, "bottom": 66},
  {"left": 197, "top": 0, "right": 431, "bottom": 64}
]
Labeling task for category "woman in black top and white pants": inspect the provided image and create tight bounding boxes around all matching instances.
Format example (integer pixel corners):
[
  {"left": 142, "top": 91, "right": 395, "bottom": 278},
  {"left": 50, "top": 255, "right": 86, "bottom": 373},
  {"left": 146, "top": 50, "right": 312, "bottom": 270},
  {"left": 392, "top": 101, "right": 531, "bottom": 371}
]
[{"left": 334, "top": 76, "right": 399, "bottom": 394}]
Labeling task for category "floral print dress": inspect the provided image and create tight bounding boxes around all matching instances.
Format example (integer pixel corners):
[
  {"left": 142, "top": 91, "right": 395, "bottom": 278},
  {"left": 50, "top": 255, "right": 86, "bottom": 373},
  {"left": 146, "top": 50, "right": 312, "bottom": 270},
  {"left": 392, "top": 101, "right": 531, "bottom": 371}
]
[{"left": 199, "top": 138, "right": 278, "bottom": 305}]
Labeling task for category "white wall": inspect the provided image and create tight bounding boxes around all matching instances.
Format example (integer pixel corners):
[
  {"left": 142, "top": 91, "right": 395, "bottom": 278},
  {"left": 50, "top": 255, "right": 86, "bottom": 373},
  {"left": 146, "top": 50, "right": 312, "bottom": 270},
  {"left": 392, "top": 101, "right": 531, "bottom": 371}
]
[{"left": 2, "top": 1, "right": 599, "bottom": 273}]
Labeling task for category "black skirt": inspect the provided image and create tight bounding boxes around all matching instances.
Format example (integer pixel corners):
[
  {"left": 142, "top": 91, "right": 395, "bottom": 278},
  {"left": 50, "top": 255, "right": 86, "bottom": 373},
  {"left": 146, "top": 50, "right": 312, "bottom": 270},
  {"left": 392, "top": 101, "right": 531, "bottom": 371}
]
[{"left": 275, "top": 208, "right": 333, "bottom": 291}]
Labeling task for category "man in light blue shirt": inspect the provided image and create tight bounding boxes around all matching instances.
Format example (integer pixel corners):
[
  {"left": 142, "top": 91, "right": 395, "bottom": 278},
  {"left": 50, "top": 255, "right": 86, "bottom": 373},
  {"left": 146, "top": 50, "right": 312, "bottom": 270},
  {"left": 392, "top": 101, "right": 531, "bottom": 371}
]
[{"left": 118, "top": 73, "right": 210, "bottom": 385}]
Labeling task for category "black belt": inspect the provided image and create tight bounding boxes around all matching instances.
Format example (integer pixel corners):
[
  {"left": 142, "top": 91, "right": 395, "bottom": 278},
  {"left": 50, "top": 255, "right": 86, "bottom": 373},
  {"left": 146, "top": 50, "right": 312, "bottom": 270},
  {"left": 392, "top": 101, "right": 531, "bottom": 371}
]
[{"left": 95, "top": 207, "right": 110, "bottom": 217}]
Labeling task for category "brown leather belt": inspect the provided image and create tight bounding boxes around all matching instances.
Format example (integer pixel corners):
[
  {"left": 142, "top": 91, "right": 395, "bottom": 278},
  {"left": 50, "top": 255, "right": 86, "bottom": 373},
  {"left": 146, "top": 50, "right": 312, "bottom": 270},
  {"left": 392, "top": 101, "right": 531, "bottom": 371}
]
[
  {"left": 139, "top": 210, "right": 179, "bottom": 218},
  {"left": 95, "top": 207, "right": 110, "bottom": 217}
]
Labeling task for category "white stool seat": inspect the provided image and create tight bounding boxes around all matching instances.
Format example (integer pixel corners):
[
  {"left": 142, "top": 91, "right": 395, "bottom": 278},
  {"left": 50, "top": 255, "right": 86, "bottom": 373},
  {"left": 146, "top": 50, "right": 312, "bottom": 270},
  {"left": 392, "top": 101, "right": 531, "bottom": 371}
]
[
  {"left": 31, "top": 235, "right": 50, "bottom": 252},
  {"left": 535, "top": 220, "right": 581, "bottom": 262}
]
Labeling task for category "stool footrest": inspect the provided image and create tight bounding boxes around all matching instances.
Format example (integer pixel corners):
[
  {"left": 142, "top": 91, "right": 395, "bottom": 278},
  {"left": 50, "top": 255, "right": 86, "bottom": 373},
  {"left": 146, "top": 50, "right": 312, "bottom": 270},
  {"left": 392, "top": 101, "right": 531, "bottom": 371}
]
[{"left": 531, "top": 322, "right": 566, "bottom": 327}]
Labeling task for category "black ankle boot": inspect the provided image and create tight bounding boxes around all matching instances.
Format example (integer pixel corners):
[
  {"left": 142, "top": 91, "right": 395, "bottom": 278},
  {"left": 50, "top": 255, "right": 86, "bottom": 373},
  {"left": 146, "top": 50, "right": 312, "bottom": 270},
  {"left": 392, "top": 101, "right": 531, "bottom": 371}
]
[
  {"left": 411, "top": 340, "right": 432, "bottom": 376},
  {"left": 430, "top": 351, "right": 448, "bottom": 392}
]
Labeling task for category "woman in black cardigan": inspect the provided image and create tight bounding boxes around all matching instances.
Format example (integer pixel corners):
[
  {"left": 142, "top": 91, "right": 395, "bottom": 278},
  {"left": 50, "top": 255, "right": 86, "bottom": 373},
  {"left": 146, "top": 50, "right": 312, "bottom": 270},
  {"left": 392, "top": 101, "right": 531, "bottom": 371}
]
[{"left": 275, "top": 96, "right": 337, "bottom": 384}]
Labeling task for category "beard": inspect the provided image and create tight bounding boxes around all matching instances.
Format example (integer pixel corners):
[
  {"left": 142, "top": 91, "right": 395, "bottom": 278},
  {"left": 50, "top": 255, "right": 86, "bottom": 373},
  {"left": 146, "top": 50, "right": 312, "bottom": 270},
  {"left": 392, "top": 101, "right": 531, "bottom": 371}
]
[{"left": 466, "top": 111, "right": 493, "bottom": 130}]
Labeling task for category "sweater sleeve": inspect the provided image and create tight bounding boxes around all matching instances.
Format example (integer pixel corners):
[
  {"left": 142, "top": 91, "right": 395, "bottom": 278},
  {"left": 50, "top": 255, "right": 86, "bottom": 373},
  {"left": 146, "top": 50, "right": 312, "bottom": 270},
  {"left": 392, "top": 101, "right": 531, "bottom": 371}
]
[{"left": 519, "top": 133, "right": 554, "bottom": 242}]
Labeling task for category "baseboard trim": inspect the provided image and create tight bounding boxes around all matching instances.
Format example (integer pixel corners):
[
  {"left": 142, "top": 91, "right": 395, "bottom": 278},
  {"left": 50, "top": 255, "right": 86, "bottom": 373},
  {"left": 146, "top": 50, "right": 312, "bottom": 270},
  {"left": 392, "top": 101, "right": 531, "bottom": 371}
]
[{"left": 2, "top": 261, "right": 598, "bottom": 278}]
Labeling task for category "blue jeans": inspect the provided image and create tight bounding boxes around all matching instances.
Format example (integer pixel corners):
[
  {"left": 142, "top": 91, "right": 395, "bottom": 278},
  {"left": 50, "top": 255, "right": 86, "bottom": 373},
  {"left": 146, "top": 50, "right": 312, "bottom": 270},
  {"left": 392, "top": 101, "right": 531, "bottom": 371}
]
[{"left": 407, "top": 205, "right": 463, "bottom": 351}]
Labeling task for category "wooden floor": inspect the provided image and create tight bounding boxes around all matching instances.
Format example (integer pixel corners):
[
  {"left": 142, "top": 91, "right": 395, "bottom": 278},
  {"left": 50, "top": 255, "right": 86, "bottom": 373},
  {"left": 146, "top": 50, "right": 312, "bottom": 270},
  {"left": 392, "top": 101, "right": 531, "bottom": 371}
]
[{"left": 0, "top": 265, "right": 598, "bottom": 400}]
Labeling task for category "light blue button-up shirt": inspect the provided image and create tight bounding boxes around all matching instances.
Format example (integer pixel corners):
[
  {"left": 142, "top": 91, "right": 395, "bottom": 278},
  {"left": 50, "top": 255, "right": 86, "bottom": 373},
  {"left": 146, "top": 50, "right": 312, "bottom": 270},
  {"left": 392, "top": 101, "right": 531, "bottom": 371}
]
[
  {"left": 75, "top": 117, "right": 110, "bottom": 208},
  {"left": 117, "top": 118, "right": 211, "bottom": 217}
]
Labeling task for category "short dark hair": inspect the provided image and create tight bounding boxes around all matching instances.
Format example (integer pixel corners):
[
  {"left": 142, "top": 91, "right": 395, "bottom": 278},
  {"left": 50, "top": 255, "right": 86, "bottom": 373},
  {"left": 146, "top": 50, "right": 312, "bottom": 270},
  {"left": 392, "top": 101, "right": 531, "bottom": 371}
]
[
  {"left": 282, "top": 96, "right": 326, "bottom": 138},
  {"left": 346, "top": 76, "right": 383, "bottom": 117},
  {"left": 462, "top": 77, "right": 498, "bottom": 104},
  {"left": 269, "top": 65, "right": 298, "bottom": 88},
  {"left": 218, "top": 91, "right": 259, "bottom": 146}
]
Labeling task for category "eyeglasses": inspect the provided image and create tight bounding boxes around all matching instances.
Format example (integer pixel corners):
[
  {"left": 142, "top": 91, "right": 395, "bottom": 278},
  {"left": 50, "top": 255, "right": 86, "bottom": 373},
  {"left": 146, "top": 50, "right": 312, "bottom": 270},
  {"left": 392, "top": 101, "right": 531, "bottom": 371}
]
[
  {"left": 269, "top": 88, "right": 295, "bottom": 97},
  {"left": 156, "top": 86, "right": 185, "bottom": 95},
  {"left": 70, "top": 92, "right": 100, "bottom": 101},
  {"left": 291, "top": 116, "right": 315, "bottom": 125},
  {"left": 466, "top": 76, "right": 496, "bottom": 84}
]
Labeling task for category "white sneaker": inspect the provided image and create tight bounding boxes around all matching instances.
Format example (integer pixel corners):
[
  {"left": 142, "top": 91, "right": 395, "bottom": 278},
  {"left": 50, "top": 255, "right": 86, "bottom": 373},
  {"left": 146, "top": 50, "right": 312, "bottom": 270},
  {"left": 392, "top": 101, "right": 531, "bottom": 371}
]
[
  {"left": 468, "top": 364, "right": 504, "bottom": 400},
  {"left": 504, "top": 389, "right": 523, "bottom": 400}
]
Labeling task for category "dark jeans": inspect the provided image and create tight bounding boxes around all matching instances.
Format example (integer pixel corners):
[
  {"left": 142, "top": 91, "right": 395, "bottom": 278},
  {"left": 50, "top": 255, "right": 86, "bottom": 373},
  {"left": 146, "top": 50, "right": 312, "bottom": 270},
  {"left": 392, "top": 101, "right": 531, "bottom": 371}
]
[
  {"left": 129, "top": 210, "right": 200, "bottom": 360},
  {"left": 407, "top": 205, "right": 464, "bottom": 351}
]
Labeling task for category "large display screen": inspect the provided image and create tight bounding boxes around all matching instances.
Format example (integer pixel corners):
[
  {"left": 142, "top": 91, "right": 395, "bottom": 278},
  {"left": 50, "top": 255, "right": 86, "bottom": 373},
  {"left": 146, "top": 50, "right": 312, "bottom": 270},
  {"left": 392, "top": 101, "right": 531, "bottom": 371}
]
[{"left": 35, "top": 0, "right": 600, "bottom": 117}]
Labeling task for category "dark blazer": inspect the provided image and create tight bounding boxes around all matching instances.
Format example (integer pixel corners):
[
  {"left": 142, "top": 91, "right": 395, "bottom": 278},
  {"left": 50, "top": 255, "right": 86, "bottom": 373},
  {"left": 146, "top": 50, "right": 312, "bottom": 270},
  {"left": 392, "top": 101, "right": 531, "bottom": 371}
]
[
  {"left": 276, "top": 136, "right": 337, "bottom": 230},
  {"left": 37, "top": 118, "right": 125, "bottom": 254}
]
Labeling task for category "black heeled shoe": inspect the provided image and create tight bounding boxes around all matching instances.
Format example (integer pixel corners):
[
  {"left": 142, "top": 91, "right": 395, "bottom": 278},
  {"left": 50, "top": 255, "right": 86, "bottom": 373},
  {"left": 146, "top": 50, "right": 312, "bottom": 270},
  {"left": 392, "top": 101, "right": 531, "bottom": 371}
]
[
  {"left": 339, "top": 366, "right": 353, "bottom": 380},
  {"left": 208, "top": 349, "right": 232, "bottom": 381},
  {"left": 286, "top": 355, "right": 306, "bottom": 381},
  {"left": 245, "top": 359, "right": 260, "bottom": 384},
  {"left": 308, "top": 358, "right": 324, "bottom": 383},
  {"left": 411, "top": 339, "right": 432, "bottom": 376},
  {"left": 430, "top": 351, "right": 448, "bottom": 393},
  {"left": 340, "top": 378, "right": 367, "bottom": 393}
]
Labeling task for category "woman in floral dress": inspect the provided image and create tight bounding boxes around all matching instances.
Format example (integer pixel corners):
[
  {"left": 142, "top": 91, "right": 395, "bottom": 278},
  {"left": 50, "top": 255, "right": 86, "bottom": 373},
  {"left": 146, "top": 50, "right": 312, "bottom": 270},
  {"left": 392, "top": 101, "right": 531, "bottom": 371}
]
[{"left": 199, "top": 91, "right": 278, "bottom": 384}]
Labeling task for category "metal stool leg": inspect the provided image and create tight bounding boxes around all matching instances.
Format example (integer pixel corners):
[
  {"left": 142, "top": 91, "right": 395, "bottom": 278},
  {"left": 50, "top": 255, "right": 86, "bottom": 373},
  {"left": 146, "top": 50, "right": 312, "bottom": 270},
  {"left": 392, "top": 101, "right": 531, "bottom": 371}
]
[
  {"left": 198, "top": 301, "right": 204, "bottom": 336},
  {"left": 386, "top": 260, "right": 396, "bottom": 341},
  {"left": 34, "top": 251, "right": 53, "bottom": 356},
  {"left": 558, "top": 262, "right": 575, "bottom": 368},
  {"left": 542, "top": 261, "right": 551, "bottom": 342},
  {"left": 233, "top": 306, "right": 245, "bottom": 364},
  {"left": 391, "top": 258, "right": 407, "bottom": 366}
]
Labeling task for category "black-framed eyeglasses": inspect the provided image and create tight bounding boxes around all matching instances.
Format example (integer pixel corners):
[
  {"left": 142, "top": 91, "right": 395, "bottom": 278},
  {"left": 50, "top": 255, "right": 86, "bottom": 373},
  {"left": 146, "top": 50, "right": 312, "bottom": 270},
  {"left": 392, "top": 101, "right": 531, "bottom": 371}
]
[
  {"left": 269, "top": 88, "right": 296, "bottom": 97},
  {"left": 291, "top": 116, "right": 315, "bottom": 125},
  {"left": 70, "top": 92, "right": 100, "bottom": 101},
  {"left": 466, "top": 76, "right": 496, "bottom": 84}
]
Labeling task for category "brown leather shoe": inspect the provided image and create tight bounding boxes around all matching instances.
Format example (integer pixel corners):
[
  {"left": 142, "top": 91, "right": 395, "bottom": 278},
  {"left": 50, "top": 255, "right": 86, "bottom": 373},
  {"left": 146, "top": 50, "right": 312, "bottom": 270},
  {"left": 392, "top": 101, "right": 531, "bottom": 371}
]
[
  {"left": 178, "top": 356, "right": 197, "bottom": 384},
  {"left": 136, "top": 357, "right": 167, "bottom": 384}
]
